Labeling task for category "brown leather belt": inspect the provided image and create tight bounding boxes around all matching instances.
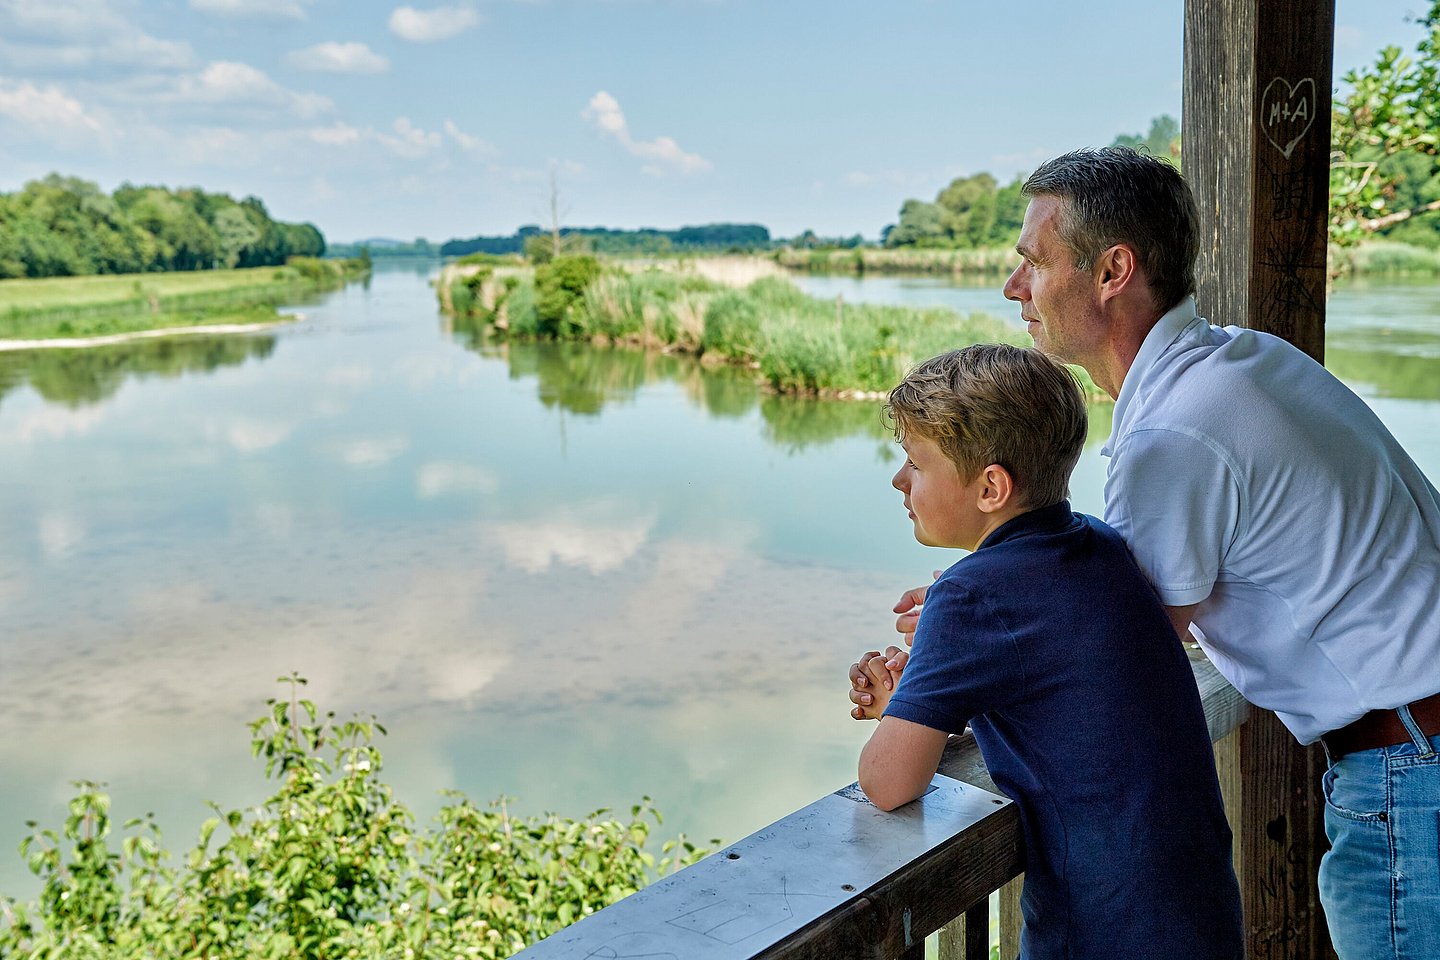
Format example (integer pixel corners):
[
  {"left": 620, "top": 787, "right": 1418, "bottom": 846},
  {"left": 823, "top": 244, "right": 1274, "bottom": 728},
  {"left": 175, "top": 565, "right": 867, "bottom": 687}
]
[{"left": 1321, "top": 691, "right": 1440, "bottom": 760}]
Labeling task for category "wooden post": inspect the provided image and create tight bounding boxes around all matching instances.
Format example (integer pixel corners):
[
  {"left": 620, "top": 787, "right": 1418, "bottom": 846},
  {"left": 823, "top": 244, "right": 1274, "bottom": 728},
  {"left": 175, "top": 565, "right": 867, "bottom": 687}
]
[
  {"left": 998, "top": 878, "right": 1022, "bottom": 960},
  {"left": 938, "top": 900, "right": 990, "bottom": 960},
  {"left": 1183, "top": 0, "right": 1335, "bottom": 957}
]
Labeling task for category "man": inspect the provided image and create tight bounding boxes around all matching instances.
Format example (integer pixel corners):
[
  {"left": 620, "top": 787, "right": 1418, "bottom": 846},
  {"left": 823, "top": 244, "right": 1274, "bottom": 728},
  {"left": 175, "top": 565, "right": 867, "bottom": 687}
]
[{"left": 850, "top": 146, "right": 1440, "bottom": 959}]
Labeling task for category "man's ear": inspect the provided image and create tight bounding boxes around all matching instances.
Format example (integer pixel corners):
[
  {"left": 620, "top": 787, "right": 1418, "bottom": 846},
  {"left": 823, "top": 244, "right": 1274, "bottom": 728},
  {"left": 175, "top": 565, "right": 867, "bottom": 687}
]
[
  {"left": 1094, "top": 243, "right": 1139, "bottom": 304},
  {"left": 976, "top": 463, "right": 1016, "bottom": 514}
]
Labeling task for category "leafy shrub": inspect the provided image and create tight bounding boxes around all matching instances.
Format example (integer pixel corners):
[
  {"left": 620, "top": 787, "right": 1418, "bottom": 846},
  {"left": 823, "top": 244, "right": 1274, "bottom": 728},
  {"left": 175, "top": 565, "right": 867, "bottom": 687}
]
[
  {"left": 450, "top": 280, "right": 476, "bottom": 316},
  {"left": 534, "top": 256, "right": 602, "bottom": 337},
  {"left": 501, "top": 278, "right": 539, "bottom": 336},
  {"left": 283, "top": 256, "right": 335, "bottom": 282},
  {"left": 0, "top": 676, "right": 707, "bottom": 960}
]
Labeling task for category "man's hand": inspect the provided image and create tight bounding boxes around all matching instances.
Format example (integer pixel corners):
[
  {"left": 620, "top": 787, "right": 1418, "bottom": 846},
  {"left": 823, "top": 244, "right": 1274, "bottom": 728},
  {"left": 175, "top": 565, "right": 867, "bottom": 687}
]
[
  {"left": 893, "top": 570, "right": 942, "bottom": 647},
  {"left": 849, "top": 652, "right": 901, "bottom": 720}
]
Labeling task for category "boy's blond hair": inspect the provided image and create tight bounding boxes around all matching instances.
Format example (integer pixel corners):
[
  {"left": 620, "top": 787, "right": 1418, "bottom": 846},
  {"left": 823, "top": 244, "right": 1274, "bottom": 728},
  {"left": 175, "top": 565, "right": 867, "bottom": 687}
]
[{"left": 886, "top": 345, "right": 1088, "bottom": 509}]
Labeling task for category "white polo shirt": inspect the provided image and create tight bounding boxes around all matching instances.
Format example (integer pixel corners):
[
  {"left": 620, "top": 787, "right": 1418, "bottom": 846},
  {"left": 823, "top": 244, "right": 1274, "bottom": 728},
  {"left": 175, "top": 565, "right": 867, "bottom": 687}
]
[{"left": 1102, "top": 297, "right": 1440, "bottom": 744}]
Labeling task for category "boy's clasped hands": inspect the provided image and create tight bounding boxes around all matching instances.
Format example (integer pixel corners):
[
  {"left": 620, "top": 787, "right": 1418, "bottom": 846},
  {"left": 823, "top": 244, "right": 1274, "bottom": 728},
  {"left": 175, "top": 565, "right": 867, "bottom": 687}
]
[{"left": 847, "top": 574, "right": 933, "bottom": 720}]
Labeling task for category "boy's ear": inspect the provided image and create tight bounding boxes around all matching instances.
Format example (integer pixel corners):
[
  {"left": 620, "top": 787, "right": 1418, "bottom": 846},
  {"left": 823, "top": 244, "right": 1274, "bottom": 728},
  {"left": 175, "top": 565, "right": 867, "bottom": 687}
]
[{"left": 976, "top": 463, "right": 1016, "bottom": 514}]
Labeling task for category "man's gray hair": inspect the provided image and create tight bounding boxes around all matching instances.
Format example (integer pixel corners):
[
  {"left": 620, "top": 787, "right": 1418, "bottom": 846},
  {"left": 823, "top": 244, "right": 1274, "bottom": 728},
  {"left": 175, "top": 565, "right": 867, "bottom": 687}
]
[{"left": 1022, "top": 146, "right": 1199, "bottom": 314}]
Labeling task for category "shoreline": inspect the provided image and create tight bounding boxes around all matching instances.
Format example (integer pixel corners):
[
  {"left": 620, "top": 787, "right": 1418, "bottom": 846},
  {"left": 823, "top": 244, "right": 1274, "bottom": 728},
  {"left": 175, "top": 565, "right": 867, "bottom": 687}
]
[{"left": 0, "top": 314, "right": 303, "bottom": 353}]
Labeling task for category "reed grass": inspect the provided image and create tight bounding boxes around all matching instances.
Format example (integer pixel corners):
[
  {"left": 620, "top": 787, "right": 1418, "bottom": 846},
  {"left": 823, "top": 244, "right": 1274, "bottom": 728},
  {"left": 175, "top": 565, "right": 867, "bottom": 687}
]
[
  {"left": 451, "top": 265, "right": 1046, "bottom": 397},
  {"left": 1330, "top": 240, "right": 1440, "bottom": 277},
  {"left": 774, "top": 246, "right": 1022, "bottom": 276}
]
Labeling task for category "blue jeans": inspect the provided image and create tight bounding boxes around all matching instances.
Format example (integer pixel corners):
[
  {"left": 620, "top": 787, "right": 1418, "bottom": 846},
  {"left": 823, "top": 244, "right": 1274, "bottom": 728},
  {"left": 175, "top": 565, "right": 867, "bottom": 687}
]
[{"left": 1319, "top": 705, "right": 1440, "bottom": 960}]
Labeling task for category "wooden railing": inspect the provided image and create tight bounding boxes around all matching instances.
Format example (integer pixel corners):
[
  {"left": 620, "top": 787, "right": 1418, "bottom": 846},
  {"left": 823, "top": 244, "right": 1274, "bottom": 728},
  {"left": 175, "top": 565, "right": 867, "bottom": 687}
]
[{"left": 513, "top": 650, "right": 1251, "bottom": 960}]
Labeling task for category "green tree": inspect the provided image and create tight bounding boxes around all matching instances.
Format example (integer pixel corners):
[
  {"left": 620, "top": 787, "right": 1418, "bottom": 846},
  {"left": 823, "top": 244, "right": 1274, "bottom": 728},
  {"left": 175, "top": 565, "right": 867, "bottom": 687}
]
[
  {"left": 1330, "top": 0, "right": 1440, "bottom": 245},
  {"left": 212, "top": 204, "right": 263, "bottom": 268},
  {"left": 1112, "top": 114, "right": 1182, "bottom": 163},
  {"left": 123, "top": 188, "right": 219, "bottom": 271},
  {"left": 534, "top": 255, "right": 602, "bottom": 336},
  {"left": 885, "top": 199, "right": 948, "bottom": 248},
  {"left": 937, "top": 172, "right": 999, "bottom": 247}
]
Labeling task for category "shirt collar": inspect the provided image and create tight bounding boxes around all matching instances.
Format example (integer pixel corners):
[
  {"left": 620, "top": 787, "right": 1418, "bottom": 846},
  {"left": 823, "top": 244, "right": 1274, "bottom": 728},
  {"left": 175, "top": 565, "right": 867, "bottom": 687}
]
[
  {"left": 977, "top": 500, "right": 1077, "bottom": 550},
  {"left": 1101, "top": 296, "right": 1201, "bottom": 458}
]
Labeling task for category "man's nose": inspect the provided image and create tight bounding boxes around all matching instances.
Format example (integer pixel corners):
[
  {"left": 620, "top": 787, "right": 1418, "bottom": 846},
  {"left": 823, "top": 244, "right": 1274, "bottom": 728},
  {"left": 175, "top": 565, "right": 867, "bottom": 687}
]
[{"left": 1003, "top": 265, "right": 1025, "bottom": 301}]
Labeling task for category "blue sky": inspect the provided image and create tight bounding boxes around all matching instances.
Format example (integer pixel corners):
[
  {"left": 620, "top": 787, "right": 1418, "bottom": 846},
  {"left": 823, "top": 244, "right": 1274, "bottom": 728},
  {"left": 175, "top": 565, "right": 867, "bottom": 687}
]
[{"left": 0, "top": 0, "right": 1429, "bottom": 243}]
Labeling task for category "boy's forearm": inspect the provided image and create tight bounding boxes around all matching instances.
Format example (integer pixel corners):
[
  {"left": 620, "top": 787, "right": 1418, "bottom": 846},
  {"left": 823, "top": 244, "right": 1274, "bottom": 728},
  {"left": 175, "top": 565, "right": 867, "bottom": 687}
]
[{"left": 858, "top": 715, "right": 948, "bottom": 811}]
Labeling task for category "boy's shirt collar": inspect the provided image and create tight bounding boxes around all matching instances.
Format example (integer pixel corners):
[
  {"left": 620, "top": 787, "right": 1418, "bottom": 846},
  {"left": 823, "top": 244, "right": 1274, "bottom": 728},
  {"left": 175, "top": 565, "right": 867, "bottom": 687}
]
[{"left": 976, "top": 500, "right": 1076, "bottom": 551}]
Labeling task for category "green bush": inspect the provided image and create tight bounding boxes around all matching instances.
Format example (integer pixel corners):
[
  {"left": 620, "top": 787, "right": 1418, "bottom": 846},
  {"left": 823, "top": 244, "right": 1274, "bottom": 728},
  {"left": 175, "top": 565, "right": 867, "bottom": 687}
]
[
  {"left": 450, "top": 279, "right": 476, "bottom": 316},
  {"left": 283, "top": 256, "right": 335, "bottom": 282},
  {"left": 534, "top": 256, "right": 602, "bottom": 337},
  {"left": 0, "top": 676, "right": 707, "bottom": 960},
  {"left": 501, "top": 277, "right": 539, "bottom": 337}
]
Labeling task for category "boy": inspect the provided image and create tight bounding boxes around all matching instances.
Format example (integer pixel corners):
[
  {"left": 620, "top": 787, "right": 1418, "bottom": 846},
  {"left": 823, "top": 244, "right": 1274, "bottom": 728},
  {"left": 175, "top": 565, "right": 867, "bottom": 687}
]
[{"left": 854, "top": 344, "right": 1242, "bottom": 960}]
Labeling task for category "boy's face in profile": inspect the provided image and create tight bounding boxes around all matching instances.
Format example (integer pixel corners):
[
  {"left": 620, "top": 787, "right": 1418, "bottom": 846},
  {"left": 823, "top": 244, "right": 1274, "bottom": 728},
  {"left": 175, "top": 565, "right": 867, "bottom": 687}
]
[{"left": 892, "top": 435, "right": 988, "bottom": 551}]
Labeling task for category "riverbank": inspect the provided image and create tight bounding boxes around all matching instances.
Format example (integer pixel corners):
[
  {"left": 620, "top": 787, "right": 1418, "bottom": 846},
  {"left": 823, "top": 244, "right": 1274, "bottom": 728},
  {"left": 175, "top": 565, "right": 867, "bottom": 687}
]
[
  {"left": 0, "top": 258, "right": 367, "bottom": 344},
  {"left": 1329, "top": 240, "right": 1440, "bottom": 278},
  {"left": 774, "top": 246, "right": 1020, "bottom": 276},
  {"left": 440, "top": 256, "right": 1108, "bottom": 399},
  {"left": 0, "top": 315, "right": 299, "bottom": 352},
  {"left": 771, "top": 238, "right": 1440, "bottom": 279}
]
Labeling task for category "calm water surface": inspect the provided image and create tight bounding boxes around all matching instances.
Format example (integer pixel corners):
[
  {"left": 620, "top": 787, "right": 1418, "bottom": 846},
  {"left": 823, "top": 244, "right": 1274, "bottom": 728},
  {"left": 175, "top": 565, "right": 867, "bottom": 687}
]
[{"left": 2, "top": 264, "right": 1436, "bottom": 897}]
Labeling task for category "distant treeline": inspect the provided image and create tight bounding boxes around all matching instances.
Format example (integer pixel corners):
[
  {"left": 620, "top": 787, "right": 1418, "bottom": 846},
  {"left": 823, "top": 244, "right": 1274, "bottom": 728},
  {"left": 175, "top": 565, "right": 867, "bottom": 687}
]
[
  {"left": 881, "top": 117, "right": 1182, "bottom": 251},
  {"left": 441, "top": 223, "right": 772, "bottom": 258},
  {"left": 0, "top": 174, "right": 325, "bottom": 280},
  {"left": 328, "top": 238, "right": 440, "bottom": 259}
]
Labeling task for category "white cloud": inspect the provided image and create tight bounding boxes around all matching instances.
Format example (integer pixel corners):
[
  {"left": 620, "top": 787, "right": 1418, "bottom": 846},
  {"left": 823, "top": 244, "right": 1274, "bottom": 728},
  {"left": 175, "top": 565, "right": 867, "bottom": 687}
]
[
  {"left": 582, "top": 90, "right": 711, "bottom": 176},
  {"left": 0, "top": 79, "right": 102, "bottom": 135},
  {"left": 388, "top": 4, "right": 481, "bottom": 42},
  {"left": 416, "top": 462, "right": 499, "bottom": 498},
  {"left": 491, "top": 515, "right": 654, "bottom": 574},
  {"left": 222, "top": 418, "right": 293, "bottom": 453},
  {"left": 308, "top": 121, "right": 361, "bottom": 145},
  {"left": 443, "top": 119, "right": 496, "bottom": 156},
  {"left": 38, "top": 511, "right": 85, "bottom": 560},
  {"left": 174, "top": 61, "right": 332, "bottom": 117},
  {"left": 287, "top": 41, "right": 390, "bottom": 75},
  {"left": 1, "top": 403, "right": 108, "bottom": 443},
  {"left": 377, "top": 115, "right": 442, "bottom": 158},
  {"left": 322, "top": 364, "right": 374, "bottom": 386},
  {"left": 178, "top": 125, "right": 249, "bottom": 162},
  {"left": 0, "top": 0, "right": 194, "bottom": 72},
  {"left": 338, "top": 435, "right": 408, "bottom": 467},
  {"left": 189, "top": 0, "right": 310, "bottom": 18}
]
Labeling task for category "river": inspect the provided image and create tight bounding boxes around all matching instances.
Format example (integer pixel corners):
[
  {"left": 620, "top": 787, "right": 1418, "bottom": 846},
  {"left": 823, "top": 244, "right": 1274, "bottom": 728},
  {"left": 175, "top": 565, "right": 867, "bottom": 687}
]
[{"left": 1, "top": 263, "right": 1436, "bottom": 897}]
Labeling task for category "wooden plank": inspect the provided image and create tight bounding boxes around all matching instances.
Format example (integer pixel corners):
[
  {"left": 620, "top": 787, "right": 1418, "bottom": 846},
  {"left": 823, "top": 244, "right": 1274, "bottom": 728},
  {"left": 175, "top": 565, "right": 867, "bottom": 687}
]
[
  {"left": 938, "top": 900, "right": 990, "bottom": 960},
  {"left": 1184, "top": 2, "right": 1336, "bottom": 957},
  {"left": 512, "top": 774, "right": 1013, "bottom": 960}
]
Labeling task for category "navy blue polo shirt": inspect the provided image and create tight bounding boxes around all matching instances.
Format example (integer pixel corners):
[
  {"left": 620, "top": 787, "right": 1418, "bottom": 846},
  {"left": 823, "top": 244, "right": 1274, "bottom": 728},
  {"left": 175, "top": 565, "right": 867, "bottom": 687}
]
[{"left": 886, "top": 501, "right": 1243, "bottom": 960}]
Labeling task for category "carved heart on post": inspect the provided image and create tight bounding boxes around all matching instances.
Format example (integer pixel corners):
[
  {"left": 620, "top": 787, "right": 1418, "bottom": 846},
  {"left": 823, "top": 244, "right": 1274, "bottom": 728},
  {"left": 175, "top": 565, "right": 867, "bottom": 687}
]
[{"left": 1260, "top": 77, "right": 1316, "bottom": 159}]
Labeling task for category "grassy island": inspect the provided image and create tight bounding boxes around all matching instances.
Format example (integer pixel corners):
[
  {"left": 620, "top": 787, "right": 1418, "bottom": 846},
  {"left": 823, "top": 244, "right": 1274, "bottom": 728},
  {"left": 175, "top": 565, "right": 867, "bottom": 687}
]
[
  {"left": 0, "top": 258, "right": 369, "bottom": 347},
  {"left": 441, "top": 254, "right": 1103, "bottom": 400}
]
